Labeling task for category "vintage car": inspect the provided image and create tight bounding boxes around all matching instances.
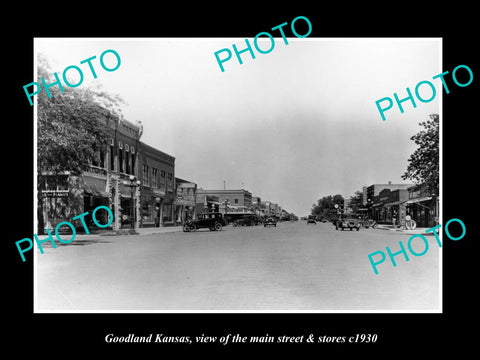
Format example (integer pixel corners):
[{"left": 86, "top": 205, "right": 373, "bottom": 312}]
[
  {"left": 183, "top": 212, "right": 227, "bottom": 232},
  {"left": 307, "top": 215, "right": 317, "bottom": 224},
  {"left": 263, "top": 217, "right": 277, "bottom": 227},
  {"left": 232, "top": 214, "right": 256, "bottom": 227},
  {"left": 335, "top": 216, "right": 362, "bottom": 231}
]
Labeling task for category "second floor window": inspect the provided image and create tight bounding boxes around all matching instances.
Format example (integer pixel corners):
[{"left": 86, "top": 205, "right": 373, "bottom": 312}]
[
  {"left": 152, "top": 168, "right": 158, "bottom": 188},
  {"left": 143, "top": 165, "right": 149, "bottom": 186},
  {"left": 125, "top": 146, "right": 130, "bottom": 174},
  {"left": 131, "top": 153, "right": 135, "bottom": 176}
]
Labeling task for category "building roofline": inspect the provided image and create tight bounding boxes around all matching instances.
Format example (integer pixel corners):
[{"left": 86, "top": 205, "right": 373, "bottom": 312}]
[
  {"left": 139, "top": 141, "right": 175, "bottom": 162},
  {"left": 197, "top": 189, "right": 251, "bottom": 194}
]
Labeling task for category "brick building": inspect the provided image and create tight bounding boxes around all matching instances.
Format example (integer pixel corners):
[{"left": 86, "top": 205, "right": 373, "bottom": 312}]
[
  {"left": 196, "top": 189, "right": 252, "bottom": 215},
  {"left": 38, "top": 117, "right": 143, "bottom": 232},
  {"left": 137, "top": 141, "right": 176, "bottom": 227},
  {"left": 174, "top": 177, "right": 197, "bottom": 224}
]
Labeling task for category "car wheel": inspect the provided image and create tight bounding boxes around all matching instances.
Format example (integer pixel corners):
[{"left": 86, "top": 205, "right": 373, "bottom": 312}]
[
  {"left": 214, "top": 222, "right": 223, "bottom": 231},
  {"left": 189, "top": 224, "right": 197, "bottom": 232},
  {"left": 183, "top": 224, "right": 190, "bottom": 232}
]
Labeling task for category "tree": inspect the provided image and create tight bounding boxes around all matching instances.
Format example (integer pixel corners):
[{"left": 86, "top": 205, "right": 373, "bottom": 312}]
[
  {"left": 402, "top": 114, "right": 439, "bottom": 196},
  {"left": 348, "top": 191, "right": 364, "bottom": 213},
  {"left": 36, "top": 54, "right": 125, "bottom": 232},
  {"left": 37, "top": 54, "right": 123, "bottom": 175},
  {"left": 312, "top": 194, "right": 344, "bottom": 219}
]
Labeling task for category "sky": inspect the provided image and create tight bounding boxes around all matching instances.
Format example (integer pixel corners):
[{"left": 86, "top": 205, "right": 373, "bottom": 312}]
[{"left": 35, "top": 38, "right": 441, "bottom": 216}]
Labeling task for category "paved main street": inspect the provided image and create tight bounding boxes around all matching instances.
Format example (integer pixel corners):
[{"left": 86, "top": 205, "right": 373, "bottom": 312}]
[{"left": 36, "top": 221, "right": 440, "bottom": 312}]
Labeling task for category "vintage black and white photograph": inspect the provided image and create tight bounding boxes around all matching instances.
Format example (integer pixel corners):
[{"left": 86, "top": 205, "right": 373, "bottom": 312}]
[{"left": 33, "top": 37, "right": 441, "bottom": 312}]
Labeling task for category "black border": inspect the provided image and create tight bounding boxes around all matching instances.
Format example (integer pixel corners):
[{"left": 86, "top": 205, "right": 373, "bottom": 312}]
[{"left": 7, "top": 4, "right": 477, "bottom": 355}]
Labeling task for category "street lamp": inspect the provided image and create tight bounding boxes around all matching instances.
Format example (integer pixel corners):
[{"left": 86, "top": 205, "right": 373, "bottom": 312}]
[
  {"left": 123, "top": 175, "right": 141, "bottom": 233},
  {"left": 224, "top": 199, "right": 229, "bottom": 215}
]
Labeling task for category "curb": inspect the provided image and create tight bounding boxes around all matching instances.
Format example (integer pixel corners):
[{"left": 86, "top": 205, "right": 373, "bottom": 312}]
[{"left": 375, "top": 225, "right": 436, "bottom": 236}]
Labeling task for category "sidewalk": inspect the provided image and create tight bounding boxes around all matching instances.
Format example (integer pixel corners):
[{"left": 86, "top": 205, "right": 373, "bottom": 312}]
[
  {"left": 375, "top": 224, "right": 437, "bottom": 236},
  {"left": 100, "top": 226, "right": 183, "bottom": 236},
  {"left": 34, "top": 226, "right": 184, "bottom": 241}
]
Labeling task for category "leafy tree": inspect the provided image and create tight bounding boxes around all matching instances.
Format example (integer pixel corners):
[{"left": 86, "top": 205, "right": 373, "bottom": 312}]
[
  {"left": 36, "top": 54, "right": 125, "bottom": 232},
  {"left": 348, "top": 191, "right": 364, "bottom": 213},
  {"left": 402, "top": 114, "right": 439, "bottom": 196},
  {"left": 37, "top": 54, "right": 123, "bottom": 175},
  {"left": 312, "top": 194, "right": 344, "bottom": 219}
]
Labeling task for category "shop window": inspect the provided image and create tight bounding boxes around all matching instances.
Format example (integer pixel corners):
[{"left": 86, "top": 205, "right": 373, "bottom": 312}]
[{"left": 57, "top": 175, "right": 68, "bottom": 190}]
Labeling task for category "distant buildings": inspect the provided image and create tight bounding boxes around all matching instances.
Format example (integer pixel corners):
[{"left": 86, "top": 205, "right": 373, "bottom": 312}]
[{"left": 196, "top": 189, "right": 252, "bottom": 215}]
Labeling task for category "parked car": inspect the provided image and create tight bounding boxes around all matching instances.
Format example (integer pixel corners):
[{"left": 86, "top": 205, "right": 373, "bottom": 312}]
[
  {"left": 183, "top": 212, "right": 227, "bottom": 232},
  {"left": 233, "top": 214, "right": 256, "bottom": 227},
  {"left": 263, "top": 217, "right": 277, "bottom": 227},
  {"left": 335, "top": 216, "right": 362, "bottom": 231},
  {"left": 307, "top": 215, "right": 317, "bottom": 224}
]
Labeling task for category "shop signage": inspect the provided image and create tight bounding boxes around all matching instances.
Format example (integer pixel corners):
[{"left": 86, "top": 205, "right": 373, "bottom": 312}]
[{"left": 42, "top": 190, "right": 69, "bottom": 197}]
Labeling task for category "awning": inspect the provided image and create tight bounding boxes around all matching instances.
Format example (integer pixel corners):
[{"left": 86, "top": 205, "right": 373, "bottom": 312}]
[
  {"left": 405, "top": 196, "right": 432, "bottom": 204},
  {"left": 83, "top": 187, "right": 109, "bottom": 198},
  {"left": 384, "top": 201, "right": 404, "bottom": 206}
]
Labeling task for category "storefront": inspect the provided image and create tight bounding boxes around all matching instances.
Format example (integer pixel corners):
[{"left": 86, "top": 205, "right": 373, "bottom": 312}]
[
  {"left": 405, "top": 184, "right": 439, "bottom": 228},
  {"left": 140, "top": 187, "right": 165, "bottom": 227},
  {"left": 405, "top": 196, "right": 437, "bottom": 228},
  {"left": 160, "top": 191, "right": 175, "bottom": 225},
  {"left": 82, "top": 169, "right": 109, "bottom": 228},
  {"left": 175, "top": 180, "right": 197, "bottom": 224},
  {"left": 116, "top": 176, "right": 140, "bottom": 230},
  {"left": 195, "top": 194, "right": 220, "bottom": 216}
]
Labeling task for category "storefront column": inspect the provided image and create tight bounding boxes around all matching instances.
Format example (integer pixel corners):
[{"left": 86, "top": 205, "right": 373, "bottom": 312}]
[
  {"left": 135, "top": 186, "right": 141, "bottom": 230},
  {"left": 159, "top": 199, "right": 164, "bottom": 226}
]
